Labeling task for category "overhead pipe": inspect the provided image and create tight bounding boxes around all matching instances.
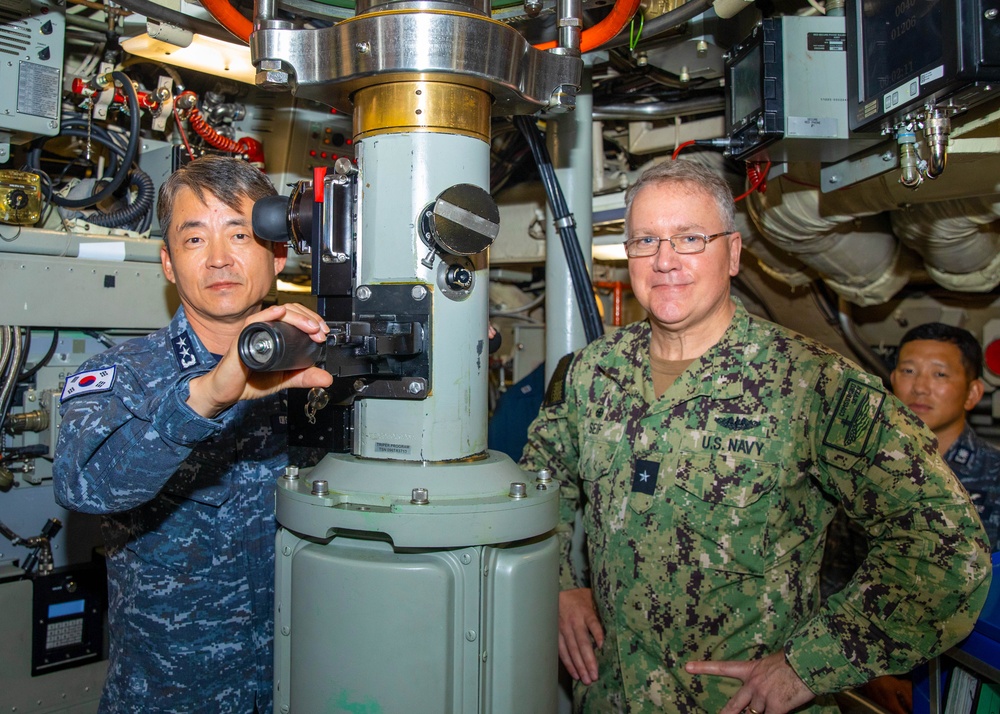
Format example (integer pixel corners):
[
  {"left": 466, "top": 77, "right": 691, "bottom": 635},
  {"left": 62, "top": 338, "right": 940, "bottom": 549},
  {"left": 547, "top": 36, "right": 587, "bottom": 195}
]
[
  {"left": 601, "top": 0, "right": 714, "bottom": 50},
  {"left": 746, "top": 176, "right": 913, "bottom": 306},
  {"left": 891, "top": 197, "right": 1000, "bottom": 292},
  {"left": 216, "top": 0, "right": 639, "bottom": 55}
]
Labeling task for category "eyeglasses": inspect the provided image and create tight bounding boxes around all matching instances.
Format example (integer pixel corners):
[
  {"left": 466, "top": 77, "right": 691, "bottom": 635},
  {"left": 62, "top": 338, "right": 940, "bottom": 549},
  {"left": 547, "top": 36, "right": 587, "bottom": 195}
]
[{"left": 623, "top": 232, "right": 734, "bottom": 258}]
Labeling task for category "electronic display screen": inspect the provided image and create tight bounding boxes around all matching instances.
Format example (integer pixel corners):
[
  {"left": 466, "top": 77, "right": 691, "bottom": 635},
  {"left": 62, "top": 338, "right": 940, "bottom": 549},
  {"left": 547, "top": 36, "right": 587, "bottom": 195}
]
[
  {"left": 48, "top": 599, "right": 85, "bottom": 619},
  {"left": 730, "top": 44, "right": 763, "bottom": 130},
  {"left": 860, "top": 0, "right": 943, "bottom": 101}
]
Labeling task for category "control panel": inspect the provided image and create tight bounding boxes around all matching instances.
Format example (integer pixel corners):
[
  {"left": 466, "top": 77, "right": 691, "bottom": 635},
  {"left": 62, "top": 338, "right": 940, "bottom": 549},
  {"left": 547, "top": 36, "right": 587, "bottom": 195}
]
[{"left": 30, "top": 562, "right": 105, "bottom": 676}]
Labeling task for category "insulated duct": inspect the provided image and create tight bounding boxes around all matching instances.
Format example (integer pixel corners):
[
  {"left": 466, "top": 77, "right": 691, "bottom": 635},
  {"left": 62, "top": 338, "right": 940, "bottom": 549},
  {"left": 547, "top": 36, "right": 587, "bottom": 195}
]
[
  {"left": 745, "top": 176, "right": 913, "bottom": 306},
  {"left": 891, "top": 197, "right": 1000, "bottom": 292},
  {"left": 745, "top": 171, "right": 1000, "bottom": 306}
]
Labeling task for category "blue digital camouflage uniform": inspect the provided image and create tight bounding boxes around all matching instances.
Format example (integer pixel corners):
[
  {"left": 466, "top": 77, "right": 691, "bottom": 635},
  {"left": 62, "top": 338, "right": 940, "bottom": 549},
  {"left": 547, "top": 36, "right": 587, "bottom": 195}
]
[
  {"left": 521, "top": 299, "right": 991, "bottom": 714},
  {"left": 53, "top": 306, "right": 322, "bottom": 714},
  {"left": 947, "top": 423, "right": 1000, "bottom": 551}
]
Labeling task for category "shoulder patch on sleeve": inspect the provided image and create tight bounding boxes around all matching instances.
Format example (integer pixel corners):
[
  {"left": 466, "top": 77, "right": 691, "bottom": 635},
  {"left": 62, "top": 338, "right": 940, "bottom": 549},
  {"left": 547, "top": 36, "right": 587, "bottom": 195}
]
[
  {"left": 822, "top": 377, "right": 885, "bottom": 456},
  {"left": 543, "top": 352, "right": 575, "bottom": 408},
  {"left": 61, "top": 366, "right": 117, "bottom": 402}
]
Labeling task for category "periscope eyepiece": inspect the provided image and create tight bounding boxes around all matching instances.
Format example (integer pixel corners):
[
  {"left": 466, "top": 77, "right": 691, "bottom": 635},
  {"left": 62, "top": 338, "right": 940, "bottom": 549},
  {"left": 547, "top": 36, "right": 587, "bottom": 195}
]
[{"left": 238, "top": 321, "right": 327, "bottom": 372}]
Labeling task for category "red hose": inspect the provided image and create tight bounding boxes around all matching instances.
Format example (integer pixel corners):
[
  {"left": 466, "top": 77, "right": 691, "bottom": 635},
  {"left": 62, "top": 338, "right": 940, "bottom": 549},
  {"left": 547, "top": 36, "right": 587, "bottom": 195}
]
[
  {"left": 672, "top": 140, "right": 696, "bottom": 160},
  {"left": 178, "top": 91, "right": 262, "bottom": 161},
  {"left": 735, "top": 160, "right": 771, "bottom": 202},
  {"left": 533, "top": 0, "right": 642, "bottom": 53}
]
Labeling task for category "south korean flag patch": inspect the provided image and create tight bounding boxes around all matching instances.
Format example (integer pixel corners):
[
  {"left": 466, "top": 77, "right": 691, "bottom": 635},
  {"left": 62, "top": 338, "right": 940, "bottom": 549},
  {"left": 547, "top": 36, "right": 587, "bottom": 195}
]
[{"left": 61, "top": 367, "right": 117, "bottom": 402}]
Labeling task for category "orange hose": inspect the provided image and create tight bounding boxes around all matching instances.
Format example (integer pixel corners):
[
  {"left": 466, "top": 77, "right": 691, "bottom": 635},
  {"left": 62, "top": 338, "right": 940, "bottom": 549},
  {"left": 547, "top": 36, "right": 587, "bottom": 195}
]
[
  {"left": 593, "top": 281, "right": 631, "bottom": 326},
  {"left": 199, "top": 0, "right": 252, "bottom": 44},
  {"left": 533, "top": 0, "right": 642, "bottom": 53}
]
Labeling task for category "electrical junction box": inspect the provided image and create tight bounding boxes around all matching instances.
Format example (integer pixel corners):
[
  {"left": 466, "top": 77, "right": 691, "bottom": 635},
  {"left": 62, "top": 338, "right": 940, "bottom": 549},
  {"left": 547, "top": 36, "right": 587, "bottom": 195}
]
[
  {"left": 0, "top": 170, "right": 41, "bottom": 224},
  {"left": 0, "top": 0, "right": 64, "bottom": 148},
  {"left": 725, "top": 15, "right": 882, "bottom": 164}
]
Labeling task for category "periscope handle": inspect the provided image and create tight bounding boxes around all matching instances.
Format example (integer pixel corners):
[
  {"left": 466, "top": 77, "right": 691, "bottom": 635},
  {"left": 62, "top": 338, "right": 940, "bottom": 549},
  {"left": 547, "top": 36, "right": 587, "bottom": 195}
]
[{"left": 238, "top": 321, "right": 327, "bottom": 372}]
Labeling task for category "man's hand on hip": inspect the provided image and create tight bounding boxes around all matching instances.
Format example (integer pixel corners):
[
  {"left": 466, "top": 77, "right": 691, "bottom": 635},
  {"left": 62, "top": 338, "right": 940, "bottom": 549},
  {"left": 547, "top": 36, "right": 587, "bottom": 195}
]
[
  {"left": 685, "top": 650, "right": 815, "bottom": 714},
  {"left": 559, "top": 587, "right": 605, "bottom": 685}
]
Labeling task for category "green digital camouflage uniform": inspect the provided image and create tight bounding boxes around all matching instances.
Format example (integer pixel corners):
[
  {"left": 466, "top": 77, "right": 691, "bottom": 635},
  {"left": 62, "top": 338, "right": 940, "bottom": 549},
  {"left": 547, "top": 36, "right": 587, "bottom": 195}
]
[{"left": 521, "top": 299, "right": 991, "bottom": 714}]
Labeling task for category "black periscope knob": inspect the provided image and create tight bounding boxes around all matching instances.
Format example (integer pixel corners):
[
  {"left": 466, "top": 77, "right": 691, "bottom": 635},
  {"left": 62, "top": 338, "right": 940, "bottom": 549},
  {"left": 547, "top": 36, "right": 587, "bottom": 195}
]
[{"left": 238, "top": 321, "right": 326, "bottom": 371}]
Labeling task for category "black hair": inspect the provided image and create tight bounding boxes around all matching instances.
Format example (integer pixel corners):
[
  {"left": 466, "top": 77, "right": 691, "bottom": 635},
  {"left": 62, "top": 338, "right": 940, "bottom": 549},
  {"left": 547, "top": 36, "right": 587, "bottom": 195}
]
[{"left": 898, "top": 322, "right": 983, "bottom": 380}]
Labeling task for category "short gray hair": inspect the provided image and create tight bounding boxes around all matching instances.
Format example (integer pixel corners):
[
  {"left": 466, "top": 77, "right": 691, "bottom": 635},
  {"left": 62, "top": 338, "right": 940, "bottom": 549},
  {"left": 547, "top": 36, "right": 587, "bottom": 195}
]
[
  {"left": 623, "top": 160, "right": 736, "bottom": 239},
  {"left": 158, "top": 156, "right": 277, "bottom": 250}
]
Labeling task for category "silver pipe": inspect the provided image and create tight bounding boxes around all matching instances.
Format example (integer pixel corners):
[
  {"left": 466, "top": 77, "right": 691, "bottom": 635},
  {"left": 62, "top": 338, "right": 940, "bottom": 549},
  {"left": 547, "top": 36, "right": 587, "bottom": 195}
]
[
  {"left": 0, "top": 228, "right": 164, "bottom": 263},
  {"left": 545, "top": 68, "right": 593, "bottom": 383},
  {"left": 0, "top": 329, "right": 12, "bottom": 401},
  {"left": 924, "top": 110, "right": 951, "bottom": 180},
  {"left": 255, "top": 0, "right": 277, "bottom": 25},
  {"left": 557, "top": 0, "right": 582, "bottom": 54},
  {"left": 0, "top": 326, "right": 24, "bottom": 427}
]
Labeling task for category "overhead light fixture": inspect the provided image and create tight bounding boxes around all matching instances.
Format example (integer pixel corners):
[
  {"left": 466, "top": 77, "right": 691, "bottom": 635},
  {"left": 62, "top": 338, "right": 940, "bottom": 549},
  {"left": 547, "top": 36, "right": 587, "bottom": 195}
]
[
  {"left": 121, "top": 21, "right": 256, "bottom": 85},
  {"left": 592, "top": 239, "right": 628, "bottom": 262},
  {"left": 591, "top": 191, "right": 628, "bottom": 261}
]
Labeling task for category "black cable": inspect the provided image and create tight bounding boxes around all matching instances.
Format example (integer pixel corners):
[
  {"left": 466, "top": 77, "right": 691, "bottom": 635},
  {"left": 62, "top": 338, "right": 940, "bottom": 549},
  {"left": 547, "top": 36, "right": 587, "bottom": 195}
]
[
  {"left": 19, "top": 329, "right": 59, "bottom": 382},
  {"left": 86, "top": 169, "right": 155, "bottom": 228},
  {"left": 514, "top": 116, "right": 604, "bottom": 344},
  {"left": 731, "top": 275, "right": 776, "bottom": 322},
  {"left": 28, "top": 71, "right": 141, "bottom": 210},
  {"left": 83, "top": 330, "right": 115, "bottom": 349}
]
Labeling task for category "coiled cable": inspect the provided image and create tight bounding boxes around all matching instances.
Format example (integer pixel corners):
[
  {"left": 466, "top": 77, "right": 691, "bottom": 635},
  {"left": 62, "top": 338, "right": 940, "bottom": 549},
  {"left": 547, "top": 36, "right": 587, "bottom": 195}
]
[
  {"left": 85, "top": 169, "right": 155, "bottom": 229},
  {"left": 27, "top": 71, "right": 141, "bottom": 211}
]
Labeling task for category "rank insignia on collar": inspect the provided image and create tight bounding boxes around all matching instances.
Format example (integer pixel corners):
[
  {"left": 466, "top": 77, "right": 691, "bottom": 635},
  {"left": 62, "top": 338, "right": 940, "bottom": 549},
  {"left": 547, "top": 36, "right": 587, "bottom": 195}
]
[
  {"left": 632, "top": 459, "right": 659, "bottom": 495},
  {"left": 171, "top": 331, "right": 200, "bottom": 370}
]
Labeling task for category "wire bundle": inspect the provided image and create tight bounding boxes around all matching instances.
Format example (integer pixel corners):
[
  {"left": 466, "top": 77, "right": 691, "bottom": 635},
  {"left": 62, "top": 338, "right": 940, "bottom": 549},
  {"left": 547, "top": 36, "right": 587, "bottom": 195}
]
[
  {"left": 27, "top": 71, "right": 152, "bottom": 231},
  {"left": 514, "top": 115, "right": 604, "bottom": 344},
  {"left": 28, "top": 71, "right": 140, "bottom": 209},
  {"left": 0, "top": 326, "right": 25, "bottom": 441}
]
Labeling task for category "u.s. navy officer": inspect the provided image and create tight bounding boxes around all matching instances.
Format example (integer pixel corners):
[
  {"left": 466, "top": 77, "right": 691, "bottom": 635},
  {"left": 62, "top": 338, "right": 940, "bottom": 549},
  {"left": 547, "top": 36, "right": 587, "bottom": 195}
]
[{"left": 521, "top": 159, "right": 991, "bottom": 714}]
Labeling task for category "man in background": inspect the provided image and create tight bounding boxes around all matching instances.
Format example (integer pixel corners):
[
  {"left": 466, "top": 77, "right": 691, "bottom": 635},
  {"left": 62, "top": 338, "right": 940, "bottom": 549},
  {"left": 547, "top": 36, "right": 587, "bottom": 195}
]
[{"left": 891, "top": 322, "right": 1000, "bottom": 550}]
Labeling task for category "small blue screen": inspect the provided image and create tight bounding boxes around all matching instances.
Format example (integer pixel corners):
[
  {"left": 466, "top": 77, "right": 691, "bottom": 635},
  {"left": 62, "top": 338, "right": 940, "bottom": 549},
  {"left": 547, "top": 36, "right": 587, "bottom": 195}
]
[{"left": 48, "top": 599, "right": 85, "bottom": 619}]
